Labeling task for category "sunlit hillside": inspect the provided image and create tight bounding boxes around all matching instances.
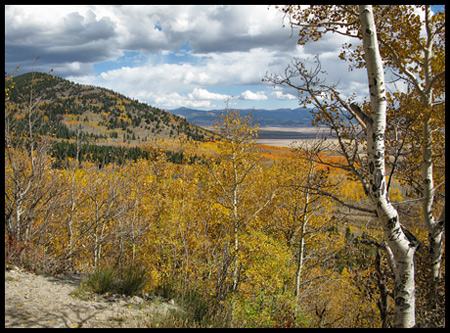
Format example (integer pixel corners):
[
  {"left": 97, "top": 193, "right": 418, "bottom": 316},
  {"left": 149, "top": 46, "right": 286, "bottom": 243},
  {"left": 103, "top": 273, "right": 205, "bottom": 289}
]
[{"left": 6, "top": 72, "right": 216, "bottom": 145}]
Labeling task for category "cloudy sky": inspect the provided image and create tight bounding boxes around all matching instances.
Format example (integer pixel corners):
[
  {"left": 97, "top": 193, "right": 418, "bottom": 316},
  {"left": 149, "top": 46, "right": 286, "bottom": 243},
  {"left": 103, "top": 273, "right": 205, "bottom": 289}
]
[{"left": 5, "top": 5, "right": 444, "bottom": 111}]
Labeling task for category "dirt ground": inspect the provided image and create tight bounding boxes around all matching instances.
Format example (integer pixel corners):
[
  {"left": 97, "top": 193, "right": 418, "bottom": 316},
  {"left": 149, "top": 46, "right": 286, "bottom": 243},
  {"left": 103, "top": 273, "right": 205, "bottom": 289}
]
[{"left": 4, "top": 269, "right": 180, "bottom": 328}]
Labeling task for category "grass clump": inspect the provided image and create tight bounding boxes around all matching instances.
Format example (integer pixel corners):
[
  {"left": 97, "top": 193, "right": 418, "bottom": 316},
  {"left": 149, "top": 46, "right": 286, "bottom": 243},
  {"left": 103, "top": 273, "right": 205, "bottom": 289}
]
[
  {"left": 85, "top": 263, "right": 117, "bottom": 294},
  {"left": 115, "top": 261, "right": 148, "bottom": 296},
  {"left": 82, "top": 259, "right": 149, "bottom": 297}
]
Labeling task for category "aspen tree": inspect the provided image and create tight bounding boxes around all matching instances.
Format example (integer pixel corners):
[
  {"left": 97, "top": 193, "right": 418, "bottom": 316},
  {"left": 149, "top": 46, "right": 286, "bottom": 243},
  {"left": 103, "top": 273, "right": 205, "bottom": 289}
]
[
  {"left": 280, "top": 4, "right": 445, "bottom": 299},
  {"left": 210, "top": 109, "right": 258, "bottom": 300},
  {"left": 346, "top": 5, "right": 445, "bottom": 293},
  {"left": 208, "top": 106, "right": 276, "bottom": 325},
  {"left": 359, "top": 7, "right": 418, "bottom": 327},
  {"left": 5, "top": 62, "right": 63, "bottom": 254},
  {"left": 269, "top": 5, "right": 428, "bottom": 327}
]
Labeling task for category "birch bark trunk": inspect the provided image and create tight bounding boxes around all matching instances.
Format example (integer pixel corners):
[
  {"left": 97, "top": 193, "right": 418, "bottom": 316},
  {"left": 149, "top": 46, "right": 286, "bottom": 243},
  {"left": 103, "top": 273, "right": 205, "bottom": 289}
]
[
  {"left": 421, "top": 5, "right": 444, "bottom": 294},
  {"left": 294, "top": 195, "right": 307, "bottom": 300},
  {"left": 294, "top": 160, "right": 314, "bottom": 301},
  {"left": 422, "top": 117, "right": 443, "bottom": 282},
  {"left": 359, "top": 5, "right": 419, "bottom": 328}
]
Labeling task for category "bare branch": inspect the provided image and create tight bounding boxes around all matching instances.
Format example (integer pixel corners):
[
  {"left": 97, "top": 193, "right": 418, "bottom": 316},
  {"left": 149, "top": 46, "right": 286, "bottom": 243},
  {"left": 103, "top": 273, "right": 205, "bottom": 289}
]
[
  {"left": 429, "top": 70, "right": 445, "bottom": 89},
  {"left": 286, "top": 184, "right": 376, "bottom": 215},
  {"left": 386, "top": 121, "right": 412, "bottom": 195}
]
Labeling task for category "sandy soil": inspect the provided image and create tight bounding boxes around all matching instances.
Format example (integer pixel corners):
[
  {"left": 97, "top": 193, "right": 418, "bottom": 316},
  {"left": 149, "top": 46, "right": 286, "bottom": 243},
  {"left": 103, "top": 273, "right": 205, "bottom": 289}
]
[{"left": 4, "top": 269, "right": 180, "bottom": 328}]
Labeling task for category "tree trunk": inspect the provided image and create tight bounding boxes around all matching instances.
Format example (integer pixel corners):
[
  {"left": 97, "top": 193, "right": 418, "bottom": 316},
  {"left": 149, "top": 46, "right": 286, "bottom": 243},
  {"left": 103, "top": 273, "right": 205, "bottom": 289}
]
[
  {"left": 422, "top": 118, "right": 443, "bottom": 280},
  {"left": 295, "top": 161, "right": 314, "bottom": 302},
  {"left": 359, "top": 5, "right": 419, "bottom": 328},
  {"left": 231, "top": 147, "right": 240, "bottom": 294},
  {"left": 294, "top": 203, "right": 307, "bottom": 300},
  {"left": 421, "top": 6, "right": 444, "bottom": 303},
  {"left": 374, "top": 248, "right": 390, "bottom": 328},
  {"left": 423, "top": 115, "right": 443, "bottom": 309}
]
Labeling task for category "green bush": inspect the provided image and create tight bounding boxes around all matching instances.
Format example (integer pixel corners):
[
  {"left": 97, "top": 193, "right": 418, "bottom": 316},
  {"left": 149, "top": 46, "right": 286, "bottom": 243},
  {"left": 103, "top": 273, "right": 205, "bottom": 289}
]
[
  {"left": 229, "top": 291, "right": 309, "bottom": 328},
  {"left": 84, "top": 260, "right": 149, "bottom": 296},
  {"left": 116, "top": 261, "right": 149, "bottom": 296},
  {"left": 85, "top": 263, "right": 117, "bottom": 295}
]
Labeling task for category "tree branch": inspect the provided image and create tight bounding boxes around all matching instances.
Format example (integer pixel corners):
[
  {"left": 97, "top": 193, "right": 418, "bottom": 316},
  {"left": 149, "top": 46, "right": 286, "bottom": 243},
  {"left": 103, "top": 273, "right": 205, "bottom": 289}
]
[
  {"left": 429, "top": 70, "right": 445, "bottom": 89},
  {"left": 386, "top": 121, "right": 412, "bottom": 195},
  {"left": 286, "top": 184, "right": 377, "bottom": 215}
]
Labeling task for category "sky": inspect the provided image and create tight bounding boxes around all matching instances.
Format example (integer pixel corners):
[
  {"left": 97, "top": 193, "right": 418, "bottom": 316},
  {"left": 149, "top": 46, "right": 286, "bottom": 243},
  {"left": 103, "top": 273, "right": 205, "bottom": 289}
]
[{"left": 5, "top": 5, "right": 445, "bottom": 111}]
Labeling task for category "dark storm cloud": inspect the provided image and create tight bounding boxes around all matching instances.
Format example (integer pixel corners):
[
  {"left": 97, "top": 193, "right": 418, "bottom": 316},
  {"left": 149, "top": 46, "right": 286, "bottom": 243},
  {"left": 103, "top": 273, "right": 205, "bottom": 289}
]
[
  {"left": 6, "top": 5, "right": 298, "bottom": 76},
  {"left": 5, "top": 6, "right": 118, "bottom": 76},
  {"left": 5, "top": 5, "right": 371, "bottom": 110}
]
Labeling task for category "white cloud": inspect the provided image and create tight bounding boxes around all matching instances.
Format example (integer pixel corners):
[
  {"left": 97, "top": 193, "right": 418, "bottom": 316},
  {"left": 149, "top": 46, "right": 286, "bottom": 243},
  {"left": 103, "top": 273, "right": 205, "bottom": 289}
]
[
  {"left": 10, "top": 5, "right": 413, "bottom": 110},
  {"left": 152, "top": 92, "right": 213, "bottom": 109},
  {"left": 120, "top": 87, "right": 230, "bottom": 109},
  {"left": 188, "top": 88, "right": 231, "bottom": 101},
  {"left": 240, "top": 90, "right": 268, "bottom": 100},
  {"left": 271, "top": 90, "right": 296, "bottom": 100},
  {"left": 69, "top": 47, "right": 287, "bottom": 107},
  {"left": 6, "top": 6, "right": 113, "bottom": 72},
  {"left": 6, "top": 5, "right": 297, "bottom": 76}
]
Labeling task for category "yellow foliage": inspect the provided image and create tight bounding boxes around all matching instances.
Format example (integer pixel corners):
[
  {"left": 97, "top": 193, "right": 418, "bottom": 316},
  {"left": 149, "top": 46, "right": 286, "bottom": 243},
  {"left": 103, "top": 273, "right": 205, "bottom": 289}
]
[
  {"left": 340, "top": 179, "right": 365, "bottom": 202},
  {"left": 13, "top": 113, "right": 26, "bottom": 120},
  {"left": 118, "top": 116, "right": 131, "bottom": 124},
  {"left": 389, "top": 186, "right": 403, "bottom": 202},
  {"left": 5, "top": 109, "right": 439, "bottom": 327},
  {"left": 241, "top": 230, "right": 291, "bottom": 293}
]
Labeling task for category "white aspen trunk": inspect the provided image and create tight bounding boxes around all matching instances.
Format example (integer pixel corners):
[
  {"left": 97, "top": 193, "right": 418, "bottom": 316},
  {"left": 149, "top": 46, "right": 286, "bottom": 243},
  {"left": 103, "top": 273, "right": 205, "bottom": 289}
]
[
  {"left": 422, "top": 111, "right": 443, "bottom": 312},
  {"left": 232, "top": 218, "right": 239, "bottom": 292},
  {"left": 15, "top": 181, "right": 33, "bottom": 242},
  {"left": 422, "top": 5, "right": 443, "bottom": 286},
  {"left": 422, "top": 118, "right": 443, "bottom": 281},
  {"left": 232, "top": 147, "right": 240, "bottom": 293},
  {"left": 68, "top": 130, "right": 81, "bottom": 266},
  {"left": 15, "top": 200, "right": 24, "bottom": 242},
  {"left": 295, "top": 161, "right": 314, "bottom": 301},
  {"left": 295, "top": 192, "right": 308, "bottom": 300},
  {"left": 359, "top": 6, "right": 419, "bottom": 328},
  {"left": 68, "top": 175, "right": 76, "bottom": 266},
  {"left": 94, "top": 200, "right": 101, "bottom": 269}
]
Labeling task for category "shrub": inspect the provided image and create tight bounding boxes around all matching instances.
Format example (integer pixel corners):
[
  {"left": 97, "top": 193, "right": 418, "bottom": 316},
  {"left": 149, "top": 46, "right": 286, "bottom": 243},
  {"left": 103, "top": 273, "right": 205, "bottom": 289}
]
[
  {"left": 116, "top": 260, "right": 149, "bottom": 296},
  {"left": 85, "top": 262, "right": 117, "bottom": 294},
  {"left": 83, "top": 259, "right": 149, "bottom": 296},
  {"left": 229, "top": 291, "right": 303, "bottom": 328}
]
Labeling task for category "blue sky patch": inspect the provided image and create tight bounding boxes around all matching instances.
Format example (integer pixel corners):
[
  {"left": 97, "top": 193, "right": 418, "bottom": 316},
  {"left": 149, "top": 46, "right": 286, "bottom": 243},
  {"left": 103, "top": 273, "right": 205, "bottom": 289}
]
[{"left": 94, "top": 51, "right": 145, "bottom": 74}]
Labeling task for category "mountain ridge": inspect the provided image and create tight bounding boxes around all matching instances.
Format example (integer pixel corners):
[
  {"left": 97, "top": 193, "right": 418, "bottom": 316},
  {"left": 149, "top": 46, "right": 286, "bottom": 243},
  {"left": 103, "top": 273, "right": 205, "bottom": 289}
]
[
  {"left": 168, "top": 106, "right": 315, "bottom": 127},
  {"left": 6, "top": 72, "right": 215, "bottom": 144}
]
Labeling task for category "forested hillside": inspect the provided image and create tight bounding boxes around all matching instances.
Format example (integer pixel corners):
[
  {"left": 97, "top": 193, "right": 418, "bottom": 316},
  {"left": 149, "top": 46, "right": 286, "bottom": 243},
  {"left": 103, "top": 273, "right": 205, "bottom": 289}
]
[{"left": 6, "top": 72, "right": 214, "bottom": 144}]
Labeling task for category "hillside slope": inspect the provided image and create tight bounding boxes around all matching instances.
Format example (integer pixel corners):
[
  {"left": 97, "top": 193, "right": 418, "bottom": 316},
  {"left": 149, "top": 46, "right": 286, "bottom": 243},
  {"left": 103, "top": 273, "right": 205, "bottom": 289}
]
[{"left": 6, "top": 72, "right": 215, "bottom": 144}]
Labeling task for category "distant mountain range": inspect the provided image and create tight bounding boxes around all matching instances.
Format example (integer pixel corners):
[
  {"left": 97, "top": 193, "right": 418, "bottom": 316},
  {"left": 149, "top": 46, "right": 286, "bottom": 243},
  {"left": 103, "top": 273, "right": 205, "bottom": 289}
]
[{"left": 169, "top": 107, "right": 315, "bottom": 128}]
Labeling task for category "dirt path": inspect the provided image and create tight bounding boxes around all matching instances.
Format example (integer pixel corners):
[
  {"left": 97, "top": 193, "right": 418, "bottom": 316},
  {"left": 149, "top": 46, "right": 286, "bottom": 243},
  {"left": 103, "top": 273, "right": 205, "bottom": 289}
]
[{"left": 5, "top": 269, "right": 180, "bottom": 328}]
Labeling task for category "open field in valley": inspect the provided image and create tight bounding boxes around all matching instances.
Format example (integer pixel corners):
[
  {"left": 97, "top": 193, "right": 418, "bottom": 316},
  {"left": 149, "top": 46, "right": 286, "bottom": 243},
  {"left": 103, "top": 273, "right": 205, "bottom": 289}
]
[{"left": 257, "top": 126, "right": 338, "bottom": 149}]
